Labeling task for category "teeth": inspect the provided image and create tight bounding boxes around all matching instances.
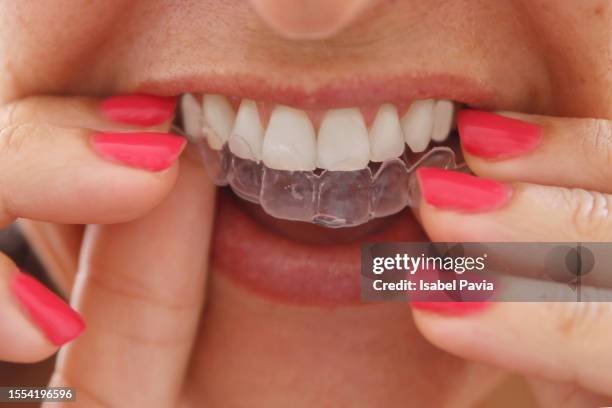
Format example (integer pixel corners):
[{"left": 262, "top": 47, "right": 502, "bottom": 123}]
[
  {"left": 401, "top": 99, "right": 435, "bottom": 153},
  {"left": 203, "top": 94, "right": 235, "bottom": 150},
  {"left": 181, "top": 94, "right": 203, "bottom": 141},
  {"left": 186, "top": 93, "right": 457, "bottom": 169},
  {"left": 262, "top": 105, "right": 317, "bottom": 171},
  {"left": 317, "top": 108, "right": 370, "bottom": 171},
  {"left": 431, "top": 100, "right": 455, "bottom": 142},
  {"left": 368, "top": 104, "right": 404, "bottom": 162},
  {"left": 228, "top": 99, "right": 265, "bottom": 161}
]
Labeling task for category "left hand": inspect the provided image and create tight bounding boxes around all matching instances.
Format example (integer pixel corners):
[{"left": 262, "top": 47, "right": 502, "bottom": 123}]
[{"left": 411, "top": 110, "right": 612, "bottom": 405}]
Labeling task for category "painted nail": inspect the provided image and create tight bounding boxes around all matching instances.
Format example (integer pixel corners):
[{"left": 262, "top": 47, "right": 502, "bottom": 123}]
[
  {"left": 101, "top": 94, "right": 177, "bottom": 126},
  {"left": 92, "top": 132, "right": 186, "bottom": 171},
  {"left": 411, "top": 302, "right": 490, "bottom": 316},
  {"left": 10, "top": 272, "right": 85, "bottom": 346},
  {"left": 417, "top": 167, "right": 512, "bottom": 212},
  {"left": 458, "top": 110, "right": 542, "bottom": 159}
]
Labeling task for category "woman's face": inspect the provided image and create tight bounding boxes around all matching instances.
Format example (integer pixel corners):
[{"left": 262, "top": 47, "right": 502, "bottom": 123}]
[{"left": 2, "top": 1, "right": 610, "bottom": 405}]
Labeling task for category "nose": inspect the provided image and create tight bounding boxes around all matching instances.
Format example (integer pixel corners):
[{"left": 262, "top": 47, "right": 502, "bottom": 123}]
[{"left": 247, "top": 0, "right": 381, "bottom": 39}]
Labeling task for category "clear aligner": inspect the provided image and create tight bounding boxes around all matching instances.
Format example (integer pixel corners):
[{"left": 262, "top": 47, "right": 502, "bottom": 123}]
[{"left": 195, "top": 138, "right": 460, "bottom": 228}]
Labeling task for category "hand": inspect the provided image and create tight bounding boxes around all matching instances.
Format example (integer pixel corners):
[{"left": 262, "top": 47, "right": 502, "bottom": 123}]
[
  {"left": 411, "top": 110, "right": 612, "bottom": 404},
  {"left": 0, "top": 94, "right": 185, "bottom": 360}
]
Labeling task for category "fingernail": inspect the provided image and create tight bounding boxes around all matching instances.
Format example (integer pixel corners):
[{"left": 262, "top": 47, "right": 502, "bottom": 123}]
[
  {"left": 9, "top": 272, "right": 85, "bottom": 346},
  {"left": 92, "top": 132, "right": 186, "bottom": 171},
  {"left": 458, "top": 110, "right": 542, "bottom": 159},
  {"left": 101, "top": 94, "right": 177, "bottom": 126},
  {"left": 417, "top": 167, "right": 512, "bottom": 212},
  {"left": 411, "top": 302, "right": 490, "bottom": 316}
]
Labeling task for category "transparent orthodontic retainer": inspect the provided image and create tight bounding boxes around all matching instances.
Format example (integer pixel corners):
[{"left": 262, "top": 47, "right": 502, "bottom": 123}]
[{"left": 192, "top": 136, "right": 462, "bottom": 228}]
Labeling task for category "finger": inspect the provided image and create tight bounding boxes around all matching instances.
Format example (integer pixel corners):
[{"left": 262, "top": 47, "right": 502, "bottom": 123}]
[
  {"left": 415, "top": 168, "right": 612, "bottom": 287},
  {"left": 456, "top": 110, "right": 612, "bottom": 192},
  {"left": 1, "top": 94, "right": 176, "bottom": 130},
  {"left": 416, "top": 167, "right": 612, "bottom": 242},
  {"left": 0, "top": 253, "right": 84, "bottom": 362},
  {"left": 1, "top": 94, "right": 179, "bottom": 295},
  {"left": 0, "top": 124, "right": 185, "bottom": 225},
  {"left": 411, "top": 302, "right": 612, "bottom": 397},
  {"left": 49, "top": 158, "right": 215, "bottom": 408}
]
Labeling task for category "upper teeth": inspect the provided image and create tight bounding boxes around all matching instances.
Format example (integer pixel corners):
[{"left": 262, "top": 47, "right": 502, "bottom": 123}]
[
  {"left": 431, "top": 99, "right": 455, "bottom": 143},
  {"left": 202, "top": 94, "right": 235, "bottom": 149},
  {"left": 261, "top": 105, "right": 317, "bottom": 171},
  {"left": 228, "top": 99, "right": 265, "bottom": 162},
  {"left": 317, "top": 108, "right": 370, "bottom": 171},
  {"left": 181, "top": 94, "right": 456, "bottom": 171},
  {"left": 369, "top": 103, "right": 405, "bottom": 162},
  {"left": 402, "top": 99, "right": 435, "bottom": 153}
]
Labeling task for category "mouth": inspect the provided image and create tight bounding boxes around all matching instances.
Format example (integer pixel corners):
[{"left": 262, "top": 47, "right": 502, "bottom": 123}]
[
  {"left": 163, "top": 78, "right": 492, "bottom": 305},
  {"left": 178, "top": 93, "right": 464, "bottom": 227}
]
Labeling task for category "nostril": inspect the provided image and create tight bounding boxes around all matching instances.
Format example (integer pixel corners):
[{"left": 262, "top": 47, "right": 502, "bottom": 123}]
[{"left": 246, "top": 0, "right": 378, "bottom": 40}]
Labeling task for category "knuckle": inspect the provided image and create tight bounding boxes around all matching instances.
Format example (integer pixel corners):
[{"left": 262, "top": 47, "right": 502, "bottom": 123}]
[
  {"left": 87, "top": 270, "right": 201, "bottom": 312},
  {"left": 548, "top": 302, "right": 612, "bottom": 391},
  {"left": 85, "top": 273, "right": 198, "bottom": 347},
  {"left": 49, "top": 372, "right": 114, "bottom": 408},
  {"left": 0, "top": 123, "right": 33, "bottom": 158},
  {"left": 550, "top": 302, "right": 609, "bottom": 341},
  {"left": 562, "top": 187, "right": 612, "bottom": 239},
  {"left": 580, "top": 118, "right": 612, "bottom": 184},
  {"left": 0, "top": 123, "right": 49, "bottom": 225},
  {"left": 0, "top": 102, "right": 19, "bottom": 128},
  {"left": 0, "top": 125, "right": 33, "bottom": 224},
  {"left": 0, "top": 193, "right": 15, "bottom": 226},
  {"left": 0, "top": 97, "right": 40, "bottom": 127}
]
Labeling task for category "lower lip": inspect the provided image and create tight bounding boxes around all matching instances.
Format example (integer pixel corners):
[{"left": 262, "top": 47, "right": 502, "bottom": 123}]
[{"left": 212, "top": 190, "right": 428, "bottom": 306}]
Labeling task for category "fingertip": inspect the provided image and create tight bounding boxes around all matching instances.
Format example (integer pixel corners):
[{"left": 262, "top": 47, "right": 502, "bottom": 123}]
[
  {"left": 0, "top": 266, "right": 69, "bottom": 362},
  {"left": 91, "top": 132, "right": 186, "bottom": 172},
  {"left": 9, "top": 272, "right": 86, "bottom": 346},
  {"left": 100, "top": 94, "right": 177, "bottom": 127},
  {"left": 87, "top": 159, "right": 182, "bottom": 224}
]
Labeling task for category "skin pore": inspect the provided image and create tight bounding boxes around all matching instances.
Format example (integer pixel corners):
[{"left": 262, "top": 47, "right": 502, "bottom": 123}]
[{"left": 0, "top": 1, "right": 610, "bottom": 406}]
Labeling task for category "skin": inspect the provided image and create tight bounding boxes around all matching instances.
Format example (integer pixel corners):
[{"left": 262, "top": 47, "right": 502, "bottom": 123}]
[{"left": 0, "top": 0, "right": 611, "bottom": 406}]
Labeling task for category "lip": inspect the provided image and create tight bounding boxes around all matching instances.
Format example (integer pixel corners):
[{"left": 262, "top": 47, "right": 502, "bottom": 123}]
[
  {"left": 212, "top": 189, "right": 427, "bottom": 305},
  {"left": 167, "top": 72, "right": 467, "bottom": 305},
  {"left": 147, "top": 71, "right": 485, "bottom": 305},
  {"left": 136, "top": 71, "right": 499, "bottom": 111}
]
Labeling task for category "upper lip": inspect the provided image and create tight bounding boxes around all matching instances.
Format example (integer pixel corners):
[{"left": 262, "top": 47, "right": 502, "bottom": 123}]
[{"left": 136, "top": 71, "right": 501, "bottom": 111}]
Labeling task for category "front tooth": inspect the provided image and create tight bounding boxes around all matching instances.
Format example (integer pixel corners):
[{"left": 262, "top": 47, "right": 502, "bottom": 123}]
[
  {"left": 401, "top": 99, "right": 434, "bottom": 153},
  {"left": 431, "top": 100, "right": 455, "bottom": 142},
  {"left": 202, "top": 94, "right": 235, "bottom": 150},
  {"left": 262, "top": 105, "right": 317, "bottom": 171},
  {"left": 317, "top": 108, "right": 370, "bottom": 171},
  {"left": 369, "top": 104, "right": 404, "bottom": 162},
  {"left": 229, "top": 99, "right": 265, "bottom": 161},
  {"left": 181, "top": 94, "right": 203, "bottom": 141}
]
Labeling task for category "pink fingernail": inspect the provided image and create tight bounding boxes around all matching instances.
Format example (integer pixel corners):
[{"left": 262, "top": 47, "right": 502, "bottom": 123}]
[
  {"left": 10, "top": 272, "right": 85, "bottom": 346},
  {"left": 92, "top": 132, "right": 186, "bottom": 172},
  {"left": 411, "top": 302, "right": 490, "bottom": 316},
  {"left": 101, "top": 94, "right": 177, "bottom": 126},
  {"left": 458, "top": 110, "right": 542, "bottom": 159},
  {"left": 417, "top": 167, "right": 512, "bottom": 213}
]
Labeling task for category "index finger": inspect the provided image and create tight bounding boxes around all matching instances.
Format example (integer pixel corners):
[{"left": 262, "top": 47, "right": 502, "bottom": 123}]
[
  {"left": 457, "top": 110, "right": 612, "bottom": 192},
  {"left": 0, "top": 95, "right": 185, "bottom": 226}
]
